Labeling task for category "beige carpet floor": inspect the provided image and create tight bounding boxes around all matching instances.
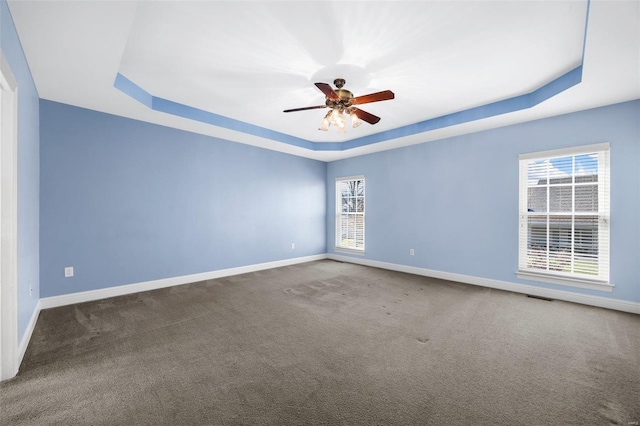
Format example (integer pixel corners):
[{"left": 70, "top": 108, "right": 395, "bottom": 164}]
[{"left": 1, "top": 260, "right": 639, "bottom": 425}]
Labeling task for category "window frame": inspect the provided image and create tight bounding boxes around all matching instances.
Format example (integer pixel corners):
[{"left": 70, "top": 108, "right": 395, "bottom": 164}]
[
  {"left": 335, "top": 175, "right": 365, "bottom": 255},
  {"left": 517, "top": 143, "right": 612, "bottom": 292}
]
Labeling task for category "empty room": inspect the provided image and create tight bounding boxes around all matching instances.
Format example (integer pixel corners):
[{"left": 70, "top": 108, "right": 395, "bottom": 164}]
[{"left": 1, "top": 0, "right": 639, "bottom": 424}]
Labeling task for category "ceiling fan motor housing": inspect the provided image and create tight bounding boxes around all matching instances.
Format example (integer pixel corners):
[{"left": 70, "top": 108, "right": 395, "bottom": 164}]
[{"left": 326, "top": 85, "right": 354, "bottom": 110}]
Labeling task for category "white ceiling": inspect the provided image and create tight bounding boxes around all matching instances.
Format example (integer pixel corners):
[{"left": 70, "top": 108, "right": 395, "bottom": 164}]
[{"left": 7, "top": 0, "right": 640, "bottom": 162}]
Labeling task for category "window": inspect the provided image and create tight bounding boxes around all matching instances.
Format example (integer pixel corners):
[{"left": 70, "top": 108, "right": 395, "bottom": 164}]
[
  {"left": 336, "top": 176, "right": 365, "bottom": 252},
  {"left": 518, "top": 143, "right": 611, "bottom": 291}
]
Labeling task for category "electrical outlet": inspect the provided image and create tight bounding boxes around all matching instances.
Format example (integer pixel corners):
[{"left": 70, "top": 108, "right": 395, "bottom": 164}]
[
  {"left": 410, "top": 248, "right": 415, "bottom": 256},
  {"left": 64, "top": 266, "right": 74, "bottom": 277},
  {"left": 291, "top": 243, "right": 295, "bottom": 250}
]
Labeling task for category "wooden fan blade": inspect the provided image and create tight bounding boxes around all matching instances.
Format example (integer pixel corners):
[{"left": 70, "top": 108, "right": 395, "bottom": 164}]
[
  {"left": 315, "top": 82, "right": 340, "bottom": 100},
  {"left": 353, "top": 108, "right": 381, "bottom": 124},
  {"left": 352, "top": 90, "right": 395, "bottom": 105},
  {"left": 283, "top": 105, "right": 327, "bottom": 113}
]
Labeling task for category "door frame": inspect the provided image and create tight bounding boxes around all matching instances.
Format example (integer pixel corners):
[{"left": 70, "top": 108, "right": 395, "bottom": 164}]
[{"left": 0, "top": 50, "right": 19, "bottom": 381}]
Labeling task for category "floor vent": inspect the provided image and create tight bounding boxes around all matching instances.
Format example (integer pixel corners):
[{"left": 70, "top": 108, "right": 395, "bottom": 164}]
[{"left": 526, "top": 294, "right": 553, "bottom": 302}]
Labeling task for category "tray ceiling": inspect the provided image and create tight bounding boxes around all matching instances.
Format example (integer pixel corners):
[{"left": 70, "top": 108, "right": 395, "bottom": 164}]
[{"left": 7, "top": 0, "right": 640, "bottom": 161}]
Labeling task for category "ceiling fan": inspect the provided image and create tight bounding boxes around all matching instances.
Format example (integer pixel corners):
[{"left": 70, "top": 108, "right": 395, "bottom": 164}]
[{"left": 283, "top": 78, "right": 395, "bottom": 132}]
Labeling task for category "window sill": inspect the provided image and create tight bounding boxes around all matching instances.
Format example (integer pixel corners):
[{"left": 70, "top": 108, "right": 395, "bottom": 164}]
[
  {"left": 516, "top": 270, "right": 613, "bottom": 292},
  {"left": 334, "top": 247, "right": 366, "bottom": 256}
]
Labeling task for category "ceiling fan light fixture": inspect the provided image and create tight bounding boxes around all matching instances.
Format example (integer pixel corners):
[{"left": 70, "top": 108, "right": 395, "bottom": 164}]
[
  {"left": 319, "top": 109, "right": 350, "bottom": 132},
  {"left": 318, "top": 111, "right": 331, "bottom": 131},
  {"left": 331, "top": 109, "right": 344, "bottom": 126},
  {"left": 349, "top": 109, "right": 362, "bottom": 128}
]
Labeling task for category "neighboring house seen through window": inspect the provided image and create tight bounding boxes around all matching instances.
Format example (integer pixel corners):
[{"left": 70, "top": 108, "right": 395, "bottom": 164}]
[
  {"left": 518, "top": 144, "right": 611, "bottom": 291},
  {"left": 336, "top": 176, "right": 365, "bottom": 252}
]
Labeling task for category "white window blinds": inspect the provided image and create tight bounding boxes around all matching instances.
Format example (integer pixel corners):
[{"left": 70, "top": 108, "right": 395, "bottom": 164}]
[
  {"left": 518, "top": 144, "right": 610, "bottom": 286},
  {"left": 336, "top": 176, "right": 365, "bottom": 251}
]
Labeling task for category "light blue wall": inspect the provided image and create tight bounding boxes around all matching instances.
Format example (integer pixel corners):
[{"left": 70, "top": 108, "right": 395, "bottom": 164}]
[
  {"left": 40, "top": 101, "right": 326, "bottom": 297},
  {"left": 327, "top": 100, "right": 640, "bottom": 303},
  {"left": 1, "top": 0, "right": 40, "bottom": 341}
]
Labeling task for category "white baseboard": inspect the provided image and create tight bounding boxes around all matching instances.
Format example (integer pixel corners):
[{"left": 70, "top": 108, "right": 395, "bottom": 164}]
[
  {"left": 328, "top": 254, "right": 640, "bottom": 315},
  {"left": 18, "top": 299, "right": 42, "bottom": 368},
  {"left": 40, "top": 254, "right": 328, "bottom": 310},
  {"left": 20, "top": 252, "right": 637, "bottom": 374}
]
